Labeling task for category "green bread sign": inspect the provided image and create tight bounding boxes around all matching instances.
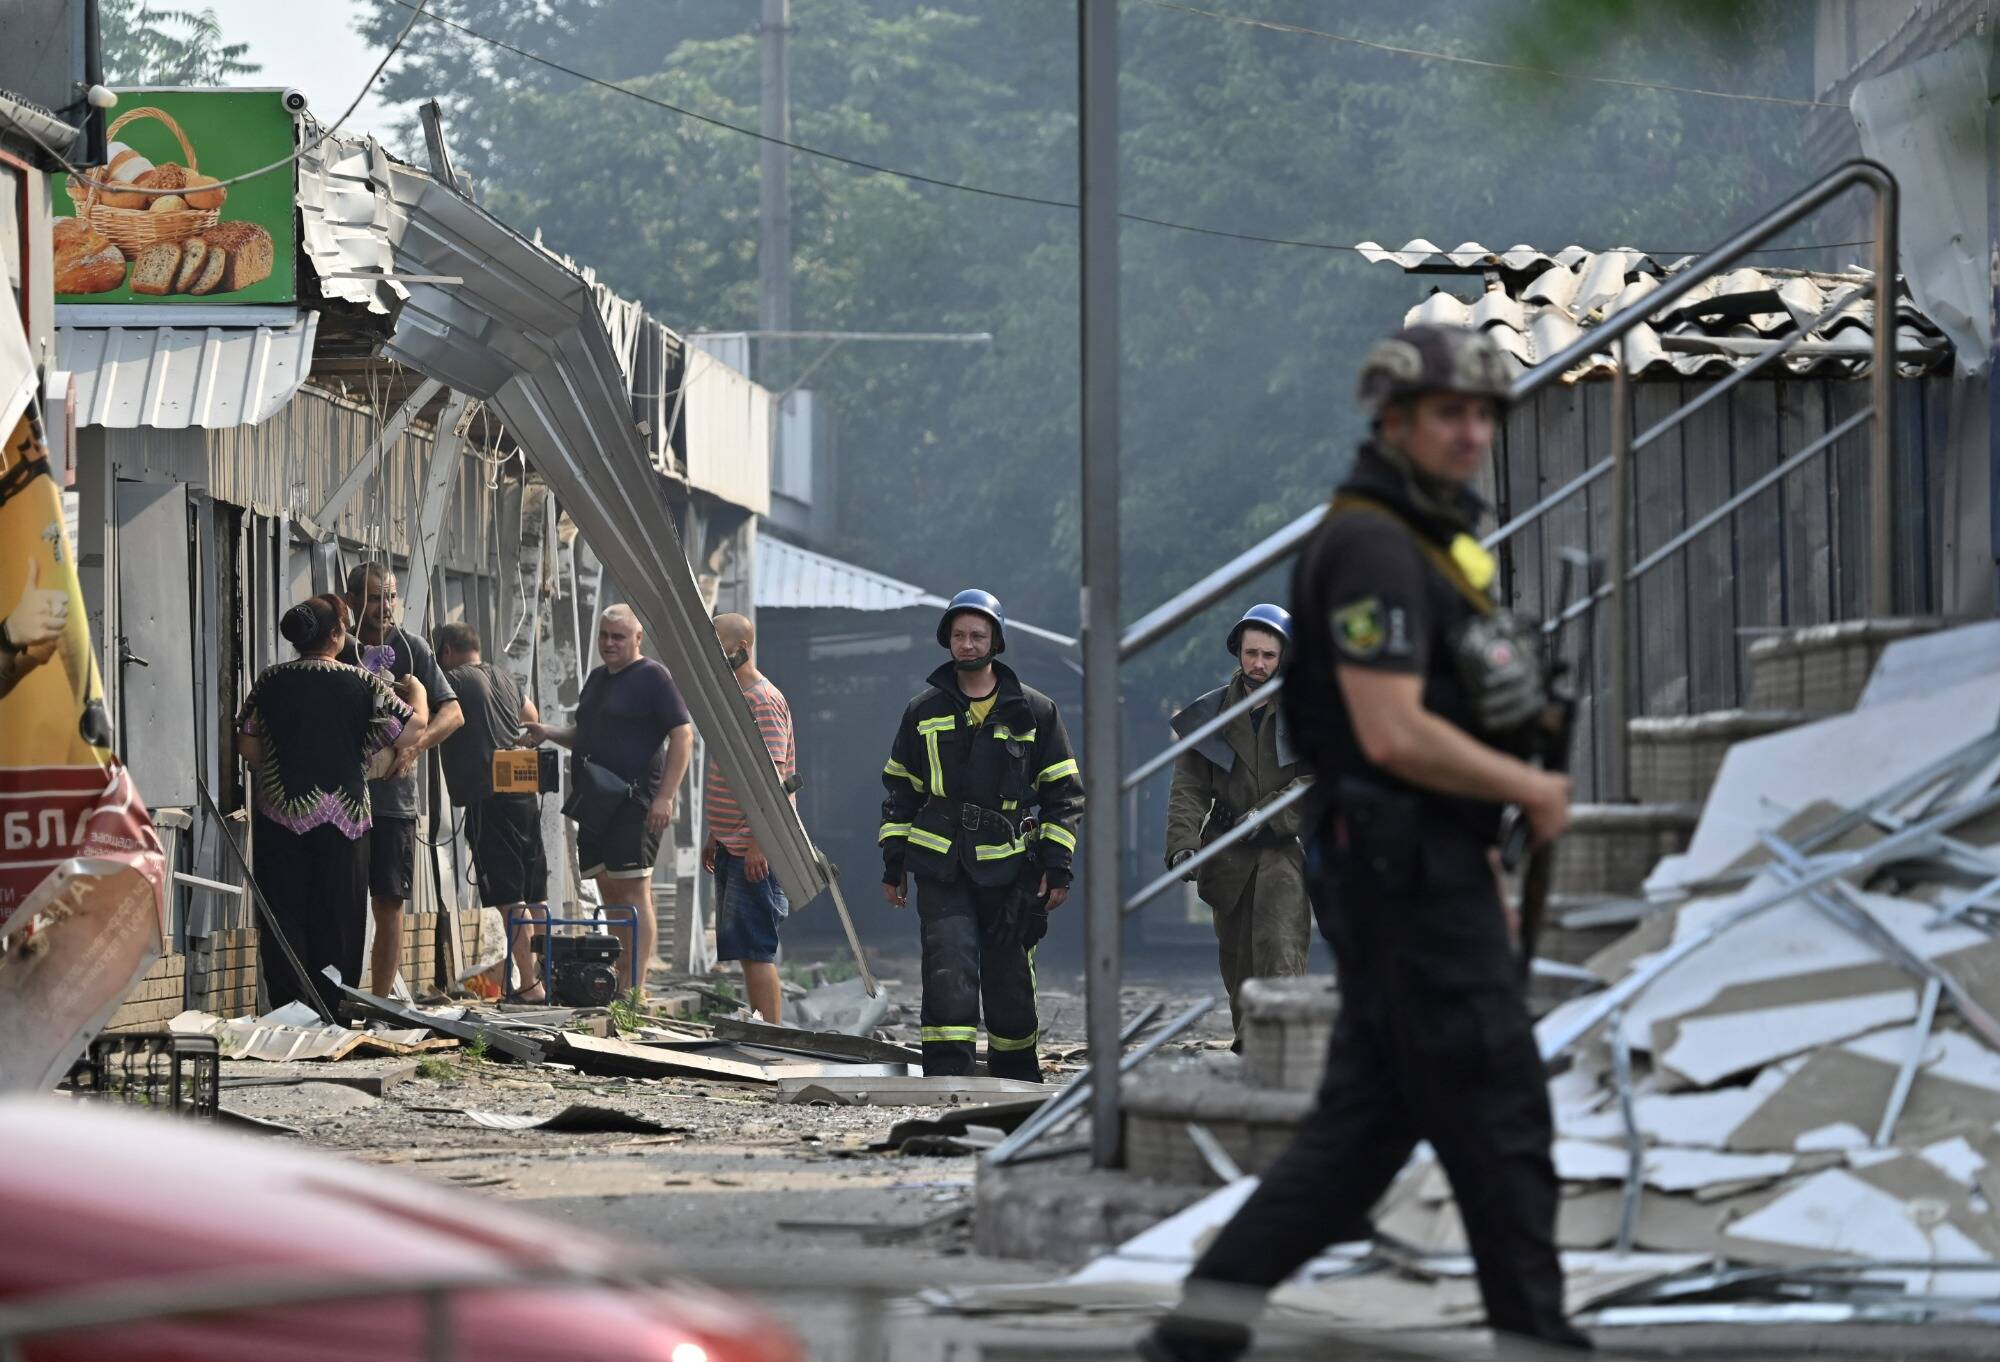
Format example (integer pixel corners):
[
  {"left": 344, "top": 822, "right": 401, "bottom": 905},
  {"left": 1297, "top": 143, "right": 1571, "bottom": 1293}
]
[{"left": 52, "top": 89, "right": 298, "bottom": 306}]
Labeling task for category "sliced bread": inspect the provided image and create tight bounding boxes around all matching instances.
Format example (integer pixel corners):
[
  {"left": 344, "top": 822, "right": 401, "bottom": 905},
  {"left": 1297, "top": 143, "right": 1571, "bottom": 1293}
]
[
  {"left": 187, "top": 245, "right": 228, "bottom": 296},
  {"left": 172, "top": 237, "right": 210, "bottom": 294},
  {"left": 200, "top": 221, "right": 276, "bottom": 293},
  {"left": 129, "top": 242, "right": 182, "bottom": 296}
]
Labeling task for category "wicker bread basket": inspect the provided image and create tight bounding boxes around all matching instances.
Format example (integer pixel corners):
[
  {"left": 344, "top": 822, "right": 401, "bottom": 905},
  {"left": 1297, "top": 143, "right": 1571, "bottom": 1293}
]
[{"left": 67, "top": 107, "right": 222, "bottom": 260}]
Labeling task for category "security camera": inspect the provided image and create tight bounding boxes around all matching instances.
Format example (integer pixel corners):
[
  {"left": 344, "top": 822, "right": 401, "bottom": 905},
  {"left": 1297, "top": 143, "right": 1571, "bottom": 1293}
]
[{"left": 281, "top": 88, "right": 309, "bottom": 114}]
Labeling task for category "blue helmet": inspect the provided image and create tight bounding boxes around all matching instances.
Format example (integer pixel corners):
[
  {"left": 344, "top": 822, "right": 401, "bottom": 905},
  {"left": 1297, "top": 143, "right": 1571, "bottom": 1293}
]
[
  {"left": 938, "top": 588, "right": 1007, "bottom": 655},
  {"left": 1227, "top": 603, "right": 1292, "bottom": 657}
]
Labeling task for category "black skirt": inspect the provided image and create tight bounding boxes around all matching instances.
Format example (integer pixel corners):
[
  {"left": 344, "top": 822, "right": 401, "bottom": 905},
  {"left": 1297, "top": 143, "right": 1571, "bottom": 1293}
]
[{"left": 253, "top": 815, "right": 370, "bottom": 1011}]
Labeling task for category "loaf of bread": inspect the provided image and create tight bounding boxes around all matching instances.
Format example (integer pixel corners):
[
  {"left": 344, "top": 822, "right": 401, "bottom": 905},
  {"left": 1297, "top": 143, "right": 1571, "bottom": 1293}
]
[
  {"left": 53, "top": 218, "right": 125, "bottom": 295},
  {"left": 183, "top": 172, "right": 226, "bottom": 211},
  {"left": 135, "top": 162, "right": 190, "bottom": 192},
  {"left": 148, "top": 194, "right": 187, "bottom": 214},
  {"left": 173, "top": 237, "right": 210, "bottom": 294},
  {"left": 93, "top": 142, "right": 155, "bottom": 209},
  {"left": 130, "top": 242, "right": 182, "bottom": 296},
  {"left": 197, "top": 221, "right": 275, "bottom": 293}
]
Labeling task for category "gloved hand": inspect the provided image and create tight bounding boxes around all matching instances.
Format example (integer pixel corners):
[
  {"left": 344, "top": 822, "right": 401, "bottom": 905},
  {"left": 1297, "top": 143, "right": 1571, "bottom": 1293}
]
[
  {"left": 1169, "top": 848, "right": 1197, "bottom": 883},
  {"left": 3, "top": 559, "right": 67, "bottom": 656}
]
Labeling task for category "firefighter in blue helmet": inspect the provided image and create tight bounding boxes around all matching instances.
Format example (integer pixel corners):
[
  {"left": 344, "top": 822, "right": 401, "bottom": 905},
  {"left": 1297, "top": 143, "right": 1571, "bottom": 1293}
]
[
  {"left": 1165, "top": 603, "right": 1311, "bottom": 1045},
  {"left": 879, "top": 589, "right": 1084, "bottom": 1080}
]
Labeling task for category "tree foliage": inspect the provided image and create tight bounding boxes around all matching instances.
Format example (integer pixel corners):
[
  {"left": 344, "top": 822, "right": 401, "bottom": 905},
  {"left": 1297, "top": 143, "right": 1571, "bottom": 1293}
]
[
  {"left": 354, "top": 0, "right": 1813, "bottom": 712},
  {"left": 101, "top": 1, "right": 260, "bottom": 85}
]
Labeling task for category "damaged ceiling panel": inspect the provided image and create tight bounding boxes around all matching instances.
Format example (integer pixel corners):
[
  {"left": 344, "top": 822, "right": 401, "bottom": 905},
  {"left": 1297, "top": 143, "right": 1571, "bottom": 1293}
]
[
  {"left": 1358, "top": 238, "right": 1952, "bottom": 381},
  {"left": 1372, "top": 630, "right": 2000, "bottom": 1325}
]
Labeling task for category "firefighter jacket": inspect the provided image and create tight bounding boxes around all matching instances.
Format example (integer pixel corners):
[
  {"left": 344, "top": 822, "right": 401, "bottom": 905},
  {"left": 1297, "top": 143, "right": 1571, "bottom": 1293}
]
[
  {"left": 880, "top": 661, "right": 1084, "bottom": 890},
  {"left": 1164, "top": 671, "right": 1310, "bottom": 917}
]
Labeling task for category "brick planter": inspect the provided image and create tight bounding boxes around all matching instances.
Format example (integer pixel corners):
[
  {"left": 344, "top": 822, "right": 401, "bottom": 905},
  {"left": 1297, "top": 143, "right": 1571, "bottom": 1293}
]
[
  {"left": 1550, "top": 802, "right": 1699, "bottom": 901},
  {"left": 1239, "top": 976, "right": 1338, "bottom": 1093},
  {"left": 1746, "top": 618, "right": 1946, "bottom": 716},
  {"left": 1627, "top": 711, "right": 1806, "bottom": 806},
  {"left": 1122, "top": 1063, "right": 1314, "bottom": 1184}
]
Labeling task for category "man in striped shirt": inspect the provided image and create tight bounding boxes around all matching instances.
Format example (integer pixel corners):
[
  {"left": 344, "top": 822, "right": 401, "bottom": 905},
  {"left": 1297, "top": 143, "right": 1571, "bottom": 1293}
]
[{"left": 701, "top": 612, "right": 797, "bottom": 1023}]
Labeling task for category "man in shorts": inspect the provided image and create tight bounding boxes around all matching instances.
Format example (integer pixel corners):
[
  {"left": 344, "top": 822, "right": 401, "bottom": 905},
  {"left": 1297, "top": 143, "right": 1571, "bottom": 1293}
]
[
  {"left": 701, "top": 613, "right": 796, "bottom": 1023},
  {"left": 341, "top": 563, "right": 461, "bottom": 997},
  {"left": 434, "top": 622, "right": 549, "bottom": 1000},
  {"left": 525, "top": 604, "right": 693, "bottom": 999}
]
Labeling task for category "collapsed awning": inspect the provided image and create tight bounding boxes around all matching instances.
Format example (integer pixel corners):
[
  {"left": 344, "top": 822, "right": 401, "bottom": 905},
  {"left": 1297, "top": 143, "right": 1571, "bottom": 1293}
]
[
  {"left": 757, "top": 536, "right": 1078, "bottom": 648},
  {"left": 360, "top": 163, "right": 828, "bottom": 908},
  {"left": 55, "top": 311, "right": 318, "bottom": 429}
]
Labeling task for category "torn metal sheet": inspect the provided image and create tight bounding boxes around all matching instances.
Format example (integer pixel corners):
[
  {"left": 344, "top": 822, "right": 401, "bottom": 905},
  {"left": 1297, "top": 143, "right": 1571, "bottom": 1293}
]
[
  {"left": 362, "top": 154, "right": 831, "bottom": 916},
  {"left": 708, "top": 1017, "right": 920, "bottom": 1065},
  {"left": 1645, "top": 676, "right": 2000, "bottom": 894},
  {"left": 327, "top": 974, "right": 546, "bottom": 1064},
  {"left": 554, "top": 1031, "right": 908, "bottom": 1083}
]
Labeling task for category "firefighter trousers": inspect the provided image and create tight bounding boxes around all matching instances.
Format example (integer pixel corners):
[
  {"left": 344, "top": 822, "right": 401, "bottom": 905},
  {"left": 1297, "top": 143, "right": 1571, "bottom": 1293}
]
[{"left": 914, "top": 874, "right": 1042, "bottom": 1082}]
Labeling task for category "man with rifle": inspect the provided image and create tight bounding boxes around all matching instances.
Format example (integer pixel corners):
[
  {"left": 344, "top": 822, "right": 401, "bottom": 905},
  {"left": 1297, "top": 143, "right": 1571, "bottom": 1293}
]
[
  {"left": 879, "top": 590, "right": 1084, "bottom": 1081},
  {"left": 1144, "top": 325, "right": 1590, "bottom": 1359}
]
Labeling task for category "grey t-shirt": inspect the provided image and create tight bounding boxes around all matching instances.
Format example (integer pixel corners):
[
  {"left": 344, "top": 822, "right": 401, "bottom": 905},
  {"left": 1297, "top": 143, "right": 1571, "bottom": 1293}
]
[{"left": 339, "top": 628, "right": 456, "bottom": 819}]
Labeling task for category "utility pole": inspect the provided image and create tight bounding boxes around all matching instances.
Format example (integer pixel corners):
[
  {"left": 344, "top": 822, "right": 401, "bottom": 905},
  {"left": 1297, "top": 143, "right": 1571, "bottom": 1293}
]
[
  {"left": 1077, "top": 0, "right": 1123, "bottom": 1169},
  {"left": 758, "top": 0, "right": 793, "bottom": 384}
]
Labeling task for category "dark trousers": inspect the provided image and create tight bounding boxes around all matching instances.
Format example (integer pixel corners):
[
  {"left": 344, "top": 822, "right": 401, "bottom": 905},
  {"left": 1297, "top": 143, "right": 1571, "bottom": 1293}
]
[
  {"left": 915, "top": 874, "right": 1042, "bottom": 1082},
  {"left": 1153, "top": 836, "right": 1586, "bottom": 1356},
  {"left": 253, "top": 815, "right": 369, "bottom": 1012}
]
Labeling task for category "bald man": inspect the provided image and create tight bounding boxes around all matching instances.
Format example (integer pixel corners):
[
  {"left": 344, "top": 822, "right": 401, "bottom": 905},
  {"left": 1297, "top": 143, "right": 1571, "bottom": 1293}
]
[
  {"left": 525, "top": 604, "right": 693, "bottom": 999},
  {"left": 701, "top": 613, "right": 798, "bottom": 1023}
]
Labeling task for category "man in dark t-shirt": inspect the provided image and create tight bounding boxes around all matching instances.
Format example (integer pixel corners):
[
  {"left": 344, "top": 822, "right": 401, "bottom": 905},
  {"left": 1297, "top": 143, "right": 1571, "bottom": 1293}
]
[
  {"left": 435, "top": 622, "right": 549, "bottom": 1000},
  {"left": 525, "top": 603, "right": 693, "bottom": 998},
  {"left": 340, "top": 563, "right": 461, "bottom": 998}
]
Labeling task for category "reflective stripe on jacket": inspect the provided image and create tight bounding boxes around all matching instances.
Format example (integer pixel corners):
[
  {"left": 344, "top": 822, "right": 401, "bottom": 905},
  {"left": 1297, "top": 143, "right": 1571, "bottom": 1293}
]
[{"left": 880, "top": 661, "right": 1084, "bottom": 888}]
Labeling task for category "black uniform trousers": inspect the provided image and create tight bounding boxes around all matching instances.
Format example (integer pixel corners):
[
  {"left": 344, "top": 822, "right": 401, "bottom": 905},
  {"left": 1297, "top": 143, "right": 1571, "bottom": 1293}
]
[
  {"left": 1153, "top": 828, "right": 1586, "bottom": 1355},
  {"left": 915, "top": 874, "right": 1042, "bottom": 1082}
]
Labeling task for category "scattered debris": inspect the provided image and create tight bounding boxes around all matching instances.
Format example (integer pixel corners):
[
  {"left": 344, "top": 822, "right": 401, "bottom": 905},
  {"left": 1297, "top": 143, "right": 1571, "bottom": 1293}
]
[
  {"left": 709, "top": 1017, "right": 922, "bottom": 1066},
  {"left": 456, "top": 1105, "right": 687, "bottom": 1135},
  {"left": 876, "top": 1098, "right": 1049, "bottom": 1153},
  {"left": 777, "top": 1075, "right": 1049, "bottom": 1106},
  {"left": 787, "top": 977, "right": 894, "bottom": 1036}
]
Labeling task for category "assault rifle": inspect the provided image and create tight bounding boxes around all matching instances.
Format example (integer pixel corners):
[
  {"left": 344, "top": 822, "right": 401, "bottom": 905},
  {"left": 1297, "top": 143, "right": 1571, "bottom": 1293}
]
[{"left": 1501, "top": 548, "right": 1599, "bottom": 976}]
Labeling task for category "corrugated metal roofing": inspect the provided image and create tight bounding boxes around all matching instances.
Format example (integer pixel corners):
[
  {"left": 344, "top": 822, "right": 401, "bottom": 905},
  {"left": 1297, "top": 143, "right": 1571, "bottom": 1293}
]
[
  {"left": 57, "top": 314, "right": 319, "bottom": 428},
  {"left": 757, "top": 535, "right": 937, "bottom": 613},
  {"left": 1358, "top": 240, "right": 1951, "bottom": 381},
  {"left": 755, "top": 536, "right": 1078, "bottom": 647},
  {"left": 296, "top": 131, "right": 407, "bottom": 317}
]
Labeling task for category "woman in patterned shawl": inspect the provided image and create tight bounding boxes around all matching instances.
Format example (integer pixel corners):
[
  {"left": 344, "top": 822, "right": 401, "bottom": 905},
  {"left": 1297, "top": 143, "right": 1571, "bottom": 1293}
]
[{"left": 236, "top": 594, "right": 425, "bottom": 1008}]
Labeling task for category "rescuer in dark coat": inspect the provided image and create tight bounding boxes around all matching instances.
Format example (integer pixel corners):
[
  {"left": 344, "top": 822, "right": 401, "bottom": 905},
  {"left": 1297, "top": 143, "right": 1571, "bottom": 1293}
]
[
  {"left": 1164, "top": 604, "right": 1310, "bottom": 1042},
  {"left": 879, "top": 590, "right": 1085, "bottom": 1081}
]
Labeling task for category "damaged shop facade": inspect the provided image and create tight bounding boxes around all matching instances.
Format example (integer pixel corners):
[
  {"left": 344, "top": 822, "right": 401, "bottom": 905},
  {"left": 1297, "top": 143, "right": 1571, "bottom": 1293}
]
[{"left": 40, "top": 100, "right": 834, "bottom": 1042}]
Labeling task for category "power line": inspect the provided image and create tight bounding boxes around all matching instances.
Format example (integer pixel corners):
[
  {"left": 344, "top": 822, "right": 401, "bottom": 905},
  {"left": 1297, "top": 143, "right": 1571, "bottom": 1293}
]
[
  {"left": 384, "top": 0, "right": 1861, "bottom": 261},
  {"left": 1134, "top": 0, "right": 1844, "bottom": 111}
]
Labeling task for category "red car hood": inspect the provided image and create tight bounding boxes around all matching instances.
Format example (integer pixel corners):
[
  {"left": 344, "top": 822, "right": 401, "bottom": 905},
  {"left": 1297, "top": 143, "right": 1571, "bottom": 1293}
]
[{"left": 0, "top": 1096, "right": 799, "bottom": 1362}]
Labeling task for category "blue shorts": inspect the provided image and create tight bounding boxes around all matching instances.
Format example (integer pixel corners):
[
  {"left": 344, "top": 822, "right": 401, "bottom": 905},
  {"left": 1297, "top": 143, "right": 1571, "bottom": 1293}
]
[{"left": 715, "top": 845, "right": 788, "bottom": 963}]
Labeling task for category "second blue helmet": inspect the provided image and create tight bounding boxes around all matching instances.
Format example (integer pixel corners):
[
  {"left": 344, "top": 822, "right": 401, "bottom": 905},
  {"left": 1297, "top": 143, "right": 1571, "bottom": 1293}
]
[{"left": 1227, "top": 603, "right": 1292, "bottom": 657}]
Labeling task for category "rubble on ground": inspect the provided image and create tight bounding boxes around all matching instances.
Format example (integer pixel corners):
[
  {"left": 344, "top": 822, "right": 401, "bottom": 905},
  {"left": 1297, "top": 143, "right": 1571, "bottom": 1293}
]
[{"left": 934, "top": 622, "right": 2000, "bottom": 1333}]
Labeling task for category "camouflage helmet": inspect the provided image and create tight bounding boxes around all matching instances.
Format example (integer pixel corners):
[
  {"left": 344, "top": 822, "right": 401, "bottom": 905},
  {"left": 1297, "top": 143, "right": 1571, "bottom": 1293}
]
[{"left": 1355, "top": 324, "right": 1515, "bottom": 418}]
